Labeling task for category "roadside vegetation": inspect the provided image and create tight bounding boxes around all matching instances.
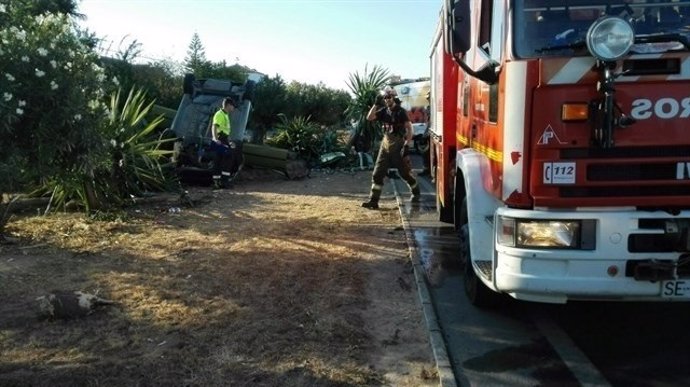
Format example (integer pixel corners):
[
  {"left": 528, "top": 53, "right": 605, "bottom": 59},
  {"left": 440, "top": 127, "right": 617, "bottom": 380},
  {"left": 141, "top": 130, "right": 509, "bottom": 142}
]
[
  {"left": 0, "top": 2, "right": 438, "bottom": 385},
  {"left": 0, "top": 0, "right": 393, "bottom": 235}
]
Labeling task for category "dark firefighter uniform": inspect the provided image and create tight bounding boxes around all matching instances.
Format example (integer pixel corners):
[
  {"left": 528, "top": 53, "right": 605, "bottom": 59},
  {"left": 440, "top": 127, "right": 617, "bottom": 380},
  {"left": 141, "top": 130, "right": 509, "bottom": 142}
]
[{"left": 362, "top": 95, "right": 420, "bottom": 209}]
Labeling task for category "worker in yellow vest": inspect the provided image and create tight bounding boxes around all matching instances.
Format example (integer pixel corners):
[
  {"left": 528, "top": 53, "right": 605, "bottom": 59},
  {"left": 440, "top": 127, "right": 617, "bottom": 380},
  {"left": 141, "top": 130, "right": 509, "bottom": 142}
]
[{"left": 211, "top": 97, "right": 236, "bottom": 189}]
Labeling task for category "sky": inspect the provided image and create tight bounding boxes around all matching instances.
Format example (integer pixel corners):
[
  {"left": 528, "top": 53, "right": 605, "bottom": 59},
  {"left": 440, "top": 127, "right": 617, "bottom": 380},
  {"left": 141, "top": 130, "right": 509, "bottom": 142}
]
[{"left": 77, "top": 0, "right": 441, "bottom": 91}]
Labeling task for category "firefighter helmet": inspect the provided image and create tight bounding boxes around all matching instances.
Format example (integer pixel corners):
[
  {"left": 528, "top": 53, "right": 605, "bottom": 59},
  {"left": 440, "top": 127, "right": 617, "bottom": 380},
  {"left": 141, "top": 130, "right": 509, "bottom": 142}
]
[{"left": 380, "top": 86, "right": 397, "bottom": 97}]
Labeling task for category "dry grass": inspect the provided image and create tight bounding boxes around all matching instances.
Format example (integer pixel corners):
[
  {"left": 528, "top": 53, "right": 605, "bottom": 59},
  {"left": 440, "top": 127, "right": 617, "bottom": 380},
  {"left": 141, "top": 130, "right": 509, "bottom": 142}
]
[{"left": 0, "top": 168, "right": 436, "bottom": 387}]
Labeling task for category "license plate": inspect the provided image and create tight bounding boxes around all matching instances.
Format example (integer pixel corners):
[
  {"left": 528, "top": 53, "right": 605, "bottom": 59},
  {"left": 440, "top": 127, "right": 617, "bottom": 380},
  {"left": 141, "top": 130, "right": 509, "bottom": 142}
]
[{"left": 661, "top": 280, "right": 690, "bottom": 298}]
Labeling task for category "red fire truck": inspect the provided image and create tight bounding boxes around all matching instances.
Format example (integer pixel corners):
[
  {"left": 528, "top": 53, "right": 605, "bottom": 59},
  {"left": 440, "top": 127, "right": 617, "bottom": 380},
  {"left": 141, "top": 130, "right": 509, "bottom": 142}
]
[{"left": 430, "top": 0, "right": 690, "bottom": 305}]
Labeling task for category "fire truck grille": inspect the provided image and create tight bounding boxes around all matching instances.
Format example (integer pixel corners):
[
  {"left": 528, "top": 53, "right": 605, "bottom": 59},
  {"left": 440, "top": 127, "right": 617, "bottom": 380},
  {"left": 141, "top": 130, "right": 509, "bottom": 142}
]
[
  {"left": 556, "top": 146, "right": 690, "bottom": 199},
  {"left": 560, "top": 146, "right": 690, "bottom": 159},
  {"left": 587, "top": 163, "right": 678, "bottom": 181},
  {"left": 560, "top": 186, "right": 690, "bottom": 198}
]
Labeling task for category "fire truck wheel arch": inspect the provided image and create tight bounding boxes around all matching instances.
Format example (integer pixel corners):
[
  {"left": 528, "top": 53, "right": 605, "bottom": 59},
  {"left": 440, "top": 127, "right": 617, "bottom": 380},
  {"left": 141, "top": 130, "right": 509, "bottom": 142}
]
[{"left": 456, "top": 148, "right": 502, "bottom": 290}]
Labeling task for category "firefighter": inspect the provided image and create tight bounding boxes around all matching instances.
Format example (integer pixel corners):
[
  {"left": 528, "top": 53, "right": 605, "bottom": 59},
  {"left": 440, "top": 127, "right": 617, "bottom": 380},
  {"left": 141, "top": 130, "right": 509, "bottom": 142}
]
[
  {"left": 211, "top": 97, "right": 236, "bottom": 189},
  {"left": 361, "top": 86, "right": 420, "bottom": 209}
]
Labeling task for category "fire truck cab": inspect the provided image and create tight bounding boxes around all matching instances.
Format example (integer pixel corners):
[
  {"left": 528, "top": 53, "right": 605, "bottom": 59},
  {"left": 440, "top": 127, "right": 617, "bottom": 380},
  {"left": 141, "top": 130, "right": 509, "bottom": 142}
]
[{"left": 431, "top": 0, "right": 690, "bottom": 305}]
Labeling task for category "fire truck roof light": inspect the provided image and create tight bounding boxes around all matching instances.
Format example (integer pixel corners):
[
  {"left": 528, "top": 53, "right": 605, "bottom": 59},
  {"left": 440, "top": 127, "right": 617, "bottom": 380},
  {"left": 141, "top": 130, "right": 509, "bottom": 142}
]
[
  {"left": 586, "top": 16, "right": 634, "bottom": 61},
  {"left": 562, "top": 103, "right": 589, "bottom": 122}
]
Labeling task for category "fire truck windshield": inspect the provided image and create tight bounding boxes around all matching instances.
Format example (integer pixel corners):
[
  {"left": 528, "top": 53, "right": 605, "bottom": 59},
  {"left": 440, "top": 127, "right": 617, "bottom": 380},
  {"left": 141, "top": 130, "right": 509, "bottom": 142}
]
[{"left": 514, "top": 0, "right": 690, "bottom": 58}]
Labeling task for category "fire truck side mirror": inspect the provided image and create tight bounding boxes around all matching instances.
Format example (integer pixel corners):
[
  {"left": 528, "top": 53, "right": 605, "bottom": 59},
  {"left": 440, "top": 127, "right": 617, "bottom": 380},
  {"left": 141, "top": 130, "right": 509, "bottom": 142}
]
[{"left": 445, "top": 0, "right": 470, "bottom": 55}]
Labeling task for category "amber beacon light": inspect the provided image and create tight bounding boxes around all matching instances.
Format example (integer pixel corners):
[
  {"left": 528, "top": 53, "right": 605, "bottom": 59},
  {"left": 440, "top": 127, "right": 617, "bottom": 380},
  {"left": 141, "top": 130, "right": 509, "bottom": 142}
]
[{"left": 561, "top": 103, "right": 589, "bottom": 122}]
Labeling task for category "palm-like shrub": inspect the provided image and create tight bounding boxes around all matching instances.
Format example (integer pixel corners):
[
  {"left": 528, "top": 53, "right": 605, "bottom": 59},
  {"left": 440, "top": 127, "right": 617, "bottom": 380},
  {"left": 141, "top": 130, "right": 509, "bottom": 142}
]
[
  {"left": 102, "top": 87, "right": 175, "bottom": 199},
  {"left": 36, "top": 87, "right": 175, "bottom": 212},
  {"left": 345, "top": 65, "right": 390, "bottom": 150},
  {"left": 267, "top": 115, "right": 323, "bottom": 165}
]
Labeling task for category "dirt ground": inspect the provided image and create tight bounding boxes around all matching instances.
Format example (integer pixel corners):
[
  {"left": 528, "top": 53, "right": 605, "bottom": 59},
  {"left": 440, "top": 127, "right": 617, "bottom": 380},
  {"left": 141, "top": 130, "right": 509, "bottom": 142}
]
[{"left": 0, "top": 167, "right": 437, "bottom": 387}]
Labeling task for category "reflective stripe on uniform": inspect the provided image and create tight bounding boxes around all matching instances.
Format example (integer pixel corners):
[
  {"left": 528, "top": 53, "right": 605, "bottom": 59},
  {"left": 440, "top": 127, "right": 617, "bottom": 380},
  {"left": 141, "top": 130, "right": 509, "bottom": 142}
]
[
  {"left": 221, "top": 171, "right": 231, "bottom": 176},
  {"left": 371, "top": 184, "right": 383, "bottom": 191}
]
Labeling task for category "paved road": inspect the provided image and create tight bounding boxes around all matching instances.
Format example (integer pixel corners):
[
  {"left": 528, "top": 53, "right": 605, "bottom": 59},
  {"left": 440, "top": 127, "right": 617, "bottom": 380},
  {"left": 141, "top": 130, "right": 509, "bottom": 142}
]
[{"left": 391, "top": 156, "right": 690, "bottom": 387}]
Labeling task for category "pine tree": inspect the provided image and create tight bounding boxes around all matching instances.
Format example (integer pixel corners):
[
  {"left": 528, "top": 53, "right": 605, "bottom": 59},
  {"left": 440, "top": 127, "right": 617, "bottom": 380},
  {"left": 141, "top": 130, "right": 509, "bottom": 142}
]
[{"left": 184, "top": 33, "right": 207, "bottom": 75}]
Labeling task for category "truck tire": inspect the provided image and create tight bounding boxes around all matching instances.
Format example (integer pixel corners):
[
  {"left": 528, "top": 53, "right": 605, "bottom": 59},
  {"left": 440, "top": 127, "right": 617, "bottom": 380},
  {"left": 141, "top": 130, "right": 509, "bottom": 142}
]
[
  {"left": 415, "top": 135, "right": 430, "bottom": 154},
  {"left": 183, "top": 74, "right": 195, "bottom": 95},
  {"left": 243, "top": 80, "right": 256, "bottom": 102},
  {"left": 435, "top": 160, "right": 454, "bottom": 224},
  {"left": 459, "top": 197, "right": 500, "bottom": 307},
  {"left": 436, "top": 178, "right": 454, "bottom": 223}
]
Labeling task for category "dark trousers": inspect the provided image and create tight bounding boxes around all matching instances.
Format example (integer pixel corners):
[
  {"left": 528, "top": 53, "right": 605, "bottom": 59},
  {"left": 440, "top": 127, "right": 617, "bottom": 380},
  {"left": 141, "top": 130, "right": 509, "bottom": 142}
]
[
  {"left": 212, "top": 134, "right": 234, "bottom": 184},
  {"left": 368, "top": 135, "right": 418, "bottom": 201}
]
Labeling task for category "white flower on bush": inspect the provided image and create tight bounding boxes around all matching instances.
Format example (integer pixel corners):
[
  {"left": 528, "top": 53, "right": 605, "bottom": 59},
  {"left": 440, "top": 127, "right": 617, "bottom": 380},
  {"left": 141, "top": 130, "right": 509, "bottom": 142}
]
[
  {"left": 35, "top": 69, "right": 45, "bottom": 78},
  {"left": 9, "top": 27, "right": 26, "bottom": 42},
  {"left": 64, "top": 62, "right": 72, "bottom": 70},
  {"left": 21, "top": 56, "right": 29, "bottom": 62},
  {"left": 74, "top": 114, "right": 82, "bottom": 121},
  {"left": 5, "top": 73, "right": 15, "bottom": 81},
  {"left": 0, "top": 4, "right": 6, "bottom": 13},
  {"left": 50, "top": 60, "right": 57, "bottom": 68},
  {"left": 37, "top": 47, "right": 48, "bottom": 56},
  {"left": 3, "top": 93, "right": 12, "bottom": 102},
  {"left": 50, "top": 81, "right": 59, "bottom": 90},
  {"left": 112, "top": 76, "right": 119, "bottom": 86},
  {"left": 18, "top": 100, "right": 26, "bottom": 107},
  {"left": 110, "top": 139, "right": 117, "bottom": 147},
  {"left": 16, "top": 108, "right": 24, "bottom": 115},
  {"left": 96, "top": 73, "right": 105, "bottom": 82}
]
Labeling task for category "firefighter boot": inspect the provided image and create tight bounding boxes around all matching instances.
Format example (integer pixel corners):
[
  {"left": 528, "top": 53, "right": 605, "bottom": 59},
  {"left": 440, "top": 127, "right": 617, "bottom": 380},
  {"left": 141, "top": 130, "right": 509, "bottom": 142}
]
[
  {"left": 362, "top": 185, "right": 381, "bottom": 209},
  {"left": 410, "top": 183, "right": 421, "bottom": 203},
  {"left": 362, "top": 199, "right": 379, "bottom": 210},
  {"left": 361, "top": 199, "right": 379, "bottom": 209}
]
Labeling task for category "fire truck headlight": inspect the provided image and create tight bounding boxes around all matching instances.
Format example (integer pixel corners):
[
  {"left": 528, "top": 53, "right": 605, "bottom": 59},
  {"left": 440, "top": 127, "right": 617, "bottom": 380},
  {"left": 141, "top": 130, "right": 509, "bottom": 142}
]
[
  {"left": 586, "top": 16, "right": 634, "bottom": 61},
  {"left": 497, "top": 218, "right": 596, "bottom": 250},
  {"left": 517, "top": 220, "right": 580, "bottom": 248}
]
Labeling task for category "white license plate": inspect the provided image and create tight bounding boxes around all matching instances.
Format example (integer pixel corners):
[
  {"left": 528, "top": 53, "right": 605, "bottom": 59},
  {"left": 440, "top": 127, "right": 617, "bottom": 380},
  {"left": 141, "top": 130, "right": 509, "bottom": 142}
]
[{"left": 661, "top": 280, "right": 690, "bottom": 298}]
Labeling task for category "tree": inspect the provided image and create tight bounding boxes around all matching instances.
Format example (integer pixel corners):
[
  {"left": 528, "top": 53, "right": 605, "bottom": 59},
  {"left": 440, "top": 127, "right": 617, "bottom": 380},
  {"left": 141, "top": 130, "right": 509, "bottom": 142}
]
[
  {"left": 131, "top": 61, "right": 184, "bottom": 109},
  {"left": 200, "top": 60, "right": 246, "bottom": 82},
  {"left": 248, "top": 74, "right": 288, "bottom": 143},
  {"left": 184, "top": 32, "right": 207, "bottom": 75},
  {"left": 345, "top": 64, "right": 390, "bottom": 151},
  {"left": 284, "top": 81, "right": 351, "bottom": 127},
  {"left": 11, "top": 0, "right": 83, "bottom": 19}
]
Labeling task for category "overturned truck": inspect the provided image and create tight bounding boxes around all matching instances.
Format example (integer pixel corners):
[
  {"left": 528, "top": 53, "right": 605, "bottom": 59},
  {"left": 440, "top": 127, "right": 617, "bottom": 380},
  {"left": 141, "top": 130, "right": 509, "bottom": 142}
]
[{"left": 168, "top": 74, "right": 307, "bottom": 184}]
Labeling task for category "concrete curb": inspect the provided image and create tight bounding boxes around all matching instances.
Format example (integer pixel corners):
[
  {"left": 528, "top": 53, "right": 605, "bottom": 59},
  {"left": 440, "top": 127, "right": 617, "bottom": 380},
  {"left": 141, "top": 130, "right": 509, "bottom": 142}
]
[{"left": 393, "top": 184, "right": 458, "bottom": 387}]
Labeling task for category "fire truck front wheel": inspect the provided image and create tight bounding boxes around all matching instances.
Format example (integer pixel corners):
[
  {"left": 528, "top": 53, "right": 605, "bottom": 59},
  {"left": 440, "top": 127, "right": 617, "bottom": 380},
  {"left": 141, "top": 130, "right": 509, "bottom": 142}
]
[
  {"left": 414, "top": 135, "right": 430, "bottom": 154},
  {"left": 459, "top": 198, "right": 499, "bottom": 307}
]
